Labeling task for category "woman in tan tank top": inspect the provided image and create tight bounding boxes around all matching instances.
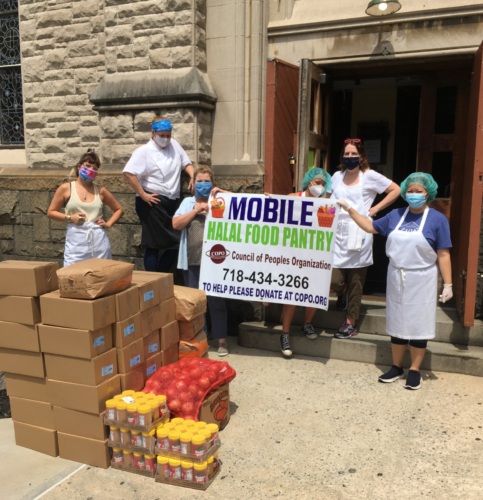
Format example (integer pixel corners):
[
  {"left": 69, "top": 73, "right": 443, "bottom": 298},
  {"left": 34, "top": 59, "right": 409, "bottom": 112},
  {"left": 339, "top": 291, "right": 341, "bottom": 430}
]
[{"left": 47, "top": 149, "right": 124, "bottom": 266}]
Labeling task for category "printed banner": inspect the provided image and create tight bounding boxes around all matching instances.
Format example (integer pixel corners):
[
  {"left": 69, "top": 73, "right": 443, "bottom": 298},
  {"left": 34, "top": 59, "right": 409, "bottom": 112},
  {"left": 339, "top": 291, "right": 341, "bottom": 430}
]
[{"left": 199, "top": 193, "right": 340, "bottom": 310}]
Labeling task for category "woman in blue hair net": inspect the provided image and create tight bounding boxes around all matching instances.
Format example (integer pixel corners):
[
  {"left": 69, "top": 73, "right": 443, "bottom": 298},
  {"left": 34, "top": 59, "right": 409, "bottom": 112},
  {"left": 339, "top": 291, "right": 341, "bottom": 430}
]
[
  {"left": 279, "top": 168, "right": 333, "bottom": 357},
  {"left": 123, "top": 116, "right": 194, "bottom": 272},
  {"left": 336, "top": 172, "right": 453, "bottom": 390}
]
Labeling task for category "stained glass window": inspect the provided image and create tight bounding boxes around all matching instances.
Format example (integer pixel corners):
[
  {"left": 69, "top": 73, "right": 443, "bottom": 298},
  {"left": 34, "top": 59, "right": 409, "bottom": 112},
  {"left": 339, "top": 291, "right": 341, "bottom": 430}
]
[{"left": 0, "top": 1, "right": 23, "bottom": 146}]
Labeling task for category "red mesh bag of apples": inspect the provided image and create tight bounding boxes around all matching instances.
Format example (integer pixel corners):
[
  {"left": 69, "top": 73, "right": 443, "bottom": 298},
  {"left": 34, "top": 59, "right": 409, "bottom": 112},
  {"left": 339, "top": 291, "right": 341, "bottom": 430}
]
[{"left": 142, "top": 357, "right": 236, "bottom": 420}]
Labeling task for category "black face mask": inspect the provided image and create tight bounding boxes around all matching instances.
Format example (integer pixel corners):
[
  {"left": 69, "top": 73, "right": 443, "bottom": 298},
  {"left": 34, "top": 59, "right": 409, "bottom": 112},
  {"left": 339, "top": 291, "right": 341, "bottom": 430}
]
[{"left": 342, "top": 157, "right": 360, "bottom": 170}]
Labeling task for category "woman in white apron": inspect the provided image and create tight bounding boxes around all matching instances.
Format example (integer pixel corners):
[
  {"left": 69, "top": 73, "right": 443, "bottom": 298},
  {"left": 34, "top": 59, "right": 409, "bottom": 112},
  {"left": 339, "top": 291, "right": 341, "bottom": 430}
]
[
  {"left": 47, "top": 149, "right": 124, "bottom": 267},
  {"left": 336, "top": 173, "right": 453, "bottom": 390},
  {"left": 330, "top": 139, "right": 400, "bottom": 339}
]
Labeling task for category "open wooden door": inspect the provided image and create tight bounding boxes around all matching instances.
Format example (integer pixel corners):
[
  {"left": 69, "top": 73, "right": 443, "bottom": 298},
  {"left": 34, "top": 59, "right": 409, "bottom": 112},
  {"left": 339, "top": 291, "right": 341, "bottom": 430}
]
[
  {"left": 453, "top": 42, "right": 483, "bottom": 326},
  {"left": 296, "top": 59, "right": 331, "bottom": 190},
  {"left": 264, "top": 58, "right": 300, "bottom": 195}
]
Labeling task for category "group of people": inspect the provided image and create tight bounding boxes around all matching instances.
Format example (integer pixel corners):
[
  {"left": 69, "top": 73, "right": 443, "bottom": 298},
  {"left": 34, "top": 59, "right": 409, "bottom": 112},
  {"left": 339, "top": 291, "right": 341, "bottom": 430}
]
[{"left": 47, "top": 118, "right": 454, "bottom": 388}]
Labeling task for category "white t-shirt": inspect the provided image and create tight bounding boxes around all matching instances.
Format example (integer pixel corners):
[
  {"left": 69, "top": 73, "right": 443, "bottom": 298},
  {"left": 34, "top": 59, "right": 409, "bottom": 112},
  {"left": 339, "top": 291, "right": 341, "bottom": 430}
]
[
  {"left": 331, "top": 169, "right": 392, "bottom": 215},
  {"left": 123, "top": 139, "right": 192, "bottom": 199}
]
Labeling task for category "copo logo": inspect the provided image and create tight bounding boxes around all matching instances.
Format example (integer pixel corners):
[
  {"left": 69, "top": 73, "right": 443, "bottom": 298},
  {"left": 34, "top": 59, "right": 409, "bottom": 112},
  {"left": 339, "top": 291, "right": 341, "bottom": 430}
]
[{"left": 206, "top": 244, "right": 230, "bottom": 264}]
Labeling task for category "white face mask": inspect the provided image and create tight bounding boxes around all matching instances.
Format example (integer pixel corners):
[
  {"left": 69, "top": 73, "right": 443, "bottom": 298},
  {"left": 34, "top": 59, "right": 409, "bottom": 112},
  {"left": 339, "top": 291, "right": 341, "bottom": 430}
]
[
  {"left": 154, "top": 136, "right": 170, "bottom": 149},
  {"left": 308, "top": 184, "right": 326, "bottom": 197}
]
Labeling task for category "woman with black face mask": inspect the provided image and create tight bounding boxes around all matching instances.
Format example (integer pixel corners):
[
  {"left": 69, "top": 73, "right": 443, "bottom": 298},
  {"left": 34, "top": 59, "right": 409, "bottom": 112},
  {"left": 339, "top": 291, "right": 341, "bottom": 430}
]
[{"left": 330, "top": 139, "right": 400, "bottom": 339}]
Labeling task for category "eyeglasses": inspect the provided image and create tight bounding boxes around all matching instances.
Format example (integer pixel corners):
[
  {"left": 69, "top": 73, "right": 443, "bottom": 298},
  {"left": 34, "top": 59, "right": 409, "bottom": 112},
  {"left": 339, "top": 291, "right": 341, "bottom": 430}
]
[{"left": 344, "top": 138, "right": 361, "bottom": 144}]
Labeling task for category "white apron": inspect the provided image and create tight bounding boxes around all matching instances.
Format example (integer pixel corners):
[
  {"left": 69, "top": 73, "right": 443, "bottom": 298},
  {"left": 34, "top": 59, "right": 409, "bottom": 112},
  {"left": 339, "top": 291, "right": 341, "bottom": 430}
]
[
  {"left": 385, "top": 207, "right": 437, "bottom": 339},
  {"left": 64, "top": 221, "right": 112, "bottom": 267},
  {"left": 333, "top": 172, "right": 373, "bottom": 268}
]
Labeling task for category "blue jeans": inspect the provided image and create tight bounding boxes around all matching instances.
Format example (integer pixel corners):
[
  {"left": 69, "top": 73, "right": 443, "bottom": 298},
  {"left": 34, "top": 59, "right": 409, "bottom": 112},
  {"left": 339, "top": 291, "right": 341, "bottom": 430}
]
[{"left": 183, "top": 266, "right": 227, "bottom": 341}]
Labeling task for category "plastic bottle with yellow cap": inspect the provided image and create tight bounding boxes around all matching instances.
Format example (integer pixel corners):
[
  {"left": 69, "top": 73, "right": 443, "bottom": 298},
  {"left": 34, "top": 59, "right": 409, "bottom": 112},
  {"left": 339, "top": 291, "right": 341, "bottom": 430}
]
[
  {"left": 144, "top": 453, "right": 156, "bottom": 472},
  {"left": 137, "top": 403, "right": 152, "bottom": 426},
  {"left": 181, "top": 460, "right": 194, "bottom": 481},
  {"left": 168, "top": 458, "right": 181, "bottom": 479},
  {"left": 131, "top": 429, "right": 142, "bottom": 447},
  {"left": 112, "top": 447, "right": 123, "bottom": 464},
  {"left": 105, "top": 399, "right": 116, "bottom": 420},
  {"left": 193, "top": 461, "right": 208, "bottom": 483},
  {"left": 191, "top": 434, "right": 206, "bottom": 458},
  {"left": 180, "top": 432, "right": 192, "bottom": 455},
  {"left": 206, "top": 423, "right": 219, "bottom": 446},
  {"left": 168, "top": 430, "right": 181, "bottom": 452},
  {"left": 115, "top": 400, "right": 127, "bottom": 423},
  {"left": 142, "top": 428, "right": 156, "bottom": 449},
  {"left": 156, "top": 426, "right": 169, "bottom": 450},
  {"left": 127, "top": 402, "right": 138, "bottom": 425},
  {"left": 120, "top": 427, "right": 131, "bottom": 446},
  {"left": 156, "top": 395, "right": 168, "bottom": 417},
  {"left": 123, "top": 449, "right": 133, "bottom": 467},
  {"left": 157, "top": 455, "right": 170, "bottom": 477}
]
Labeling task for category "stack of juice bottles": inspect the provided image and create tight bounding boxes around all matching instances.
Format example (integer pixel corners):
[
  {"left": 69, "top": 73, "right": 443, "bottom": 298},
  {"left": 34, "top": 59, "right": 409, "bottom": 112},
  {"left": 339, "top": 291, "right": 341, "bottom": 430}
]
[
  {"left": 104, "top": 390, "right": 169, "bottom": 477},
  {"left": 154, "top": 417, "right": 221, "bottom": 490}
]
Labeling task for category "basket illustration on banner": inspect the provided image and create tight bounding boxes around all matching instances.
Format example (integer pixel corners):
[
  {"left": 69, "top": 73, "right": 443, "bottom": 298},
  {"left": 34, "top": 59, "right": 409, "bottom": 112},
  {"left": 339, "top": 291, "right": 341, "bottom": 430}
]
[
  {"left": 211, "top": 197, "right": 226, "bottom": 218},
  {"left": 317, "top": 205, "right": 336, "bottom": 228}
]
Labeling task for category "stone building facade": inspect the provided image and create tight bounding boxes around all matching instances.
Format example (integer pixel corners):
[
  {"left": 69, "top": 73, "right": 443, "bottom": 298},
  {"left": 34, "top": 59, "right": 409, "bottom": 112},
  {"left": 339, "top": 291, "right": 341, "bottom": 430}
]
[{"left": 0, "top": 0, "right": 482, "bottom": 321}]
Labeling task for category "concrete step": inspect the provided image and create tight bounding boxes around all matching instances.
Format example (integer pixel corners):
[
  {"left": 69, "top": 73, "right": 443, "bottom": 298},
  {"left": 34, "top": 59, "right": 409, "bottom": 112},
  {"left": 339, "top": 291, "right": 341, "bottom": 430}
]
[
  {"left": 262, "top": 297, "right": 483, "bottom": 347},
  {"left": 238, "top": 321, "right": 483, "bottom": 377}
]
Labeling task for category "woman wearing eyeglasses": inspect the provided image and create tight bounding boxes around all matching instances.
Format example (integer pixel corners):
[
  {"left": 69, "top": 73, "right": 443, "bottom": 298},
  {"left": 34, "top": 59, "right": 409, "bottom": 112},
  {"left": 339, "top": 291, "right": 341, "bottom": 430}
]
[{"left": 330, "top": 139, "right": 400, "bottom": 339}]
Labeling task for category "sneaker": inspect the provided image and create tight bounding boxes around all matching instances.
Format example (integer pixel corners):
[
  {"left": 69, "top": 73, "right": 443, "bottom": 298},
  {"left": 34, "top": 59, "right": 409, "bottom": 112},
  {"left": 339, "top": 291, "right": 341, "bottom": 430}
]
[
  {"left": 378, "top": 365, "right": 404, "bottom": 383},
  {"left": 334, "top": 322, "right": 358, "bottom": 339},
  {"left": 404, "top": 370, "right": 422, "bottom": 390},
  {"left": 217, "top": 344, "right": 229, "bottom": 357},
  {"left": 280, "top": 332, "right": 292, "bottom": 357},
  {"left": 302, "top": 323, "right": 317, "bottom": 340},
  {"left": 336, "top": 291, "right": 348, "bottom": 312}
]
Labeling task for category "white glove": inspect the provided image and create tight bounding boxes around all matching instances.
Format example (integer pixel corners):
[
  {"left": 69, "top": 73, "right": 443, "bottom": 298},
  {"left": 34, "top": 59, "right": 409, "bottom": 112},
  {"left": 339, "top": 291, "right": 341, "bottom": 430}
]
[
  {"left": 439, "top": 284, "right": 453, "bottom": 303},
  {"left": 336, "top": 199, "right": 353, "bottom": 212}
]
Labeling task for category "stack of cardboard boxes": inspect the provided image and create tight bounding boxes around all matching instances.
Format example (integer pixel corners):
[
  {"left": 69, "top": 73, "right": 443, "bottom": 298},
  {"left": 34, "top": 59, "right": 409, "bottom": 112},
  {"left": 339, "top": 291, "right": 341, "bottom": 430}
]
[
  {"left": 0, "top": 261, "right": 60, "bottom": 457},
  {"left": 0, "top": 260, "right": 224, "bottom": 470},
  {"left": 39, "top": 289, "right": 121, "bottom": 467}
]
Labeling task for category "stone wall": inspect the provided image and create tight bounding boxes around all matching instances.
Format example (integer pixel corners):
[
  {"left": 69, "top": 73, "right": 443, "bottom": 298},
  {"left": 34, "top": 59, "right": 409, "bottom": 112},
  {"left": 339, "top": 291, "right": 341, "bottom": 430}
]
[{"left": 18, "top": 0, "right": 211, "bottom": 170}]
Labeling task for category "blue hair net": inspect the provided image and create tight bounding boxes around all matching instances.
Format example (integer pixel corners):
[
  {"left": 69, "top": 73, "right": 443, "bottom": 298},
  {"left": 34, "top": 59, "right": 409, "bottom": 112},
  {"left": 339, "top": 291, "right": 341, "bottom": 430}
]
[
  {"left": 302, "top": 168, "right": 333, "bottom": 192},
  {"left": 400, "top": 172, "right": 438, "bottom": 203},
  {"left": 152, "top": 119, "right": 172, "bottom": 132}
]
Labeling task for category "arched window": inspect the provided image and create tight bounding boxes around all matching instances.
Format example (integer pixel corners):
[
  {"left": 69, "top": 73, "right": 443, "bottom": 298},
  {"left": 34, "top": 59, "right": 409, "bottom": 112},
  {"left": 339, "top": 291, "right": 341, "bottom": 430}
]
[{"left": 0, "top": 0, "right": 23, "bottom": 145}]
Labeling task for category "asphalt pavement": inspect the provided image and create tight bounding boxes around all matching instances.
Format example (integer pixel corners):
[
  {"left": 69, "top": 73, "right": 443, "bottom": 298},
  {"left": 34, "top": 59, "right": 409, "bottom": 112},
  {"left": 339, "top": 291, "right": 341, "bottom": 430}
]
[{"left": 1, "top": 338, "right": 483, "bottom": 499}]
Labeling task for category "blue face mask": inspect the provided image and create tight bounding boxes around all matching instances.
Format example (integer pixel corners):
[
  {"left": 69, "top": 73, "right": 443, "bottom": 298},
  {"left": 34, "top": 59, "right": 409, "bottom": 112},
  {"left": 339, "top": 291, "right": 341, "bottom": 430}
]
[
  {"left": 406, "top": 193, "right": 427, "bottom": 208},
  {"left": 342, "top": 157, "right": 360, "bottom": 170},
  {"left": 195, "top": 181, "right": 213, "bottom": 199}
]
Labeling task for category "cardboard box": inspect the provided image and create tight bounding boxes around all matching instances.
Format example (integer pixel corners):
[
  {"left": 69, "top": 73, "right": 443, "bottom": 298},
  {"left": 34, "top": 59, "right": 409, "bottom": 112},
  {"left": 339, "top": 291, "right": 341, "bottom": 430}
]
[
  {"left": 56, "top": 258, "right": 134, "bottom": 299},
  {"left": 4, "top": 373, "right": 50, "bottom": 402},
  {"left": 132, "top": 277, "right": 161, "bottom": 312},
  {"left": 178, "top": 330, "right": 208, "bottom": 359},
  {"left": 9, "top": 397, "right": 54, "bottom": 429},
  {"left": 113, "top": 312, "right": 142, "bottom": 348},
  {"left": 40, "top": 290, "right": 116, "bottom": 330},
  {"left": 116, "top": 338, "right": 144, "bottom": 374},
  {"left": 199, "top": 384, "right": 230, "bottom": 430},
  {"left": 160, "top": 344, "right": 179, "bottom": 366},
  {"left": 0, "top": 320, "right": 39, "bottom": 352},
  {"left": 0, "top": 348, "right": 45, "bottom": 377},
  {"left": 145, "top": 352, "right": 162, "bottom": 379},
  {"left": 160, "top": 297, "right": 176, "bottom": 327},
  {"left": 160, "top": 320, "right": 180, "bottom": 351},
  {"left": 47, "top": 375, "right": 121, "bottom": 414},
  {"left": 140, "top": 304, "right": 162, "bottom": 335},
  {"left": 132, "top": 271, "right": 174, "bottom": 303},
  {"left": 38, "top": 324, "right": 113, "bottom": 359},
  {"left": 13, "top": 421, "right": 58, "bottom": 457},
  {"left": 44, "top": 348, "right": 117, "bottom": 386},
  {"left": 0, "top": 296, "right": 41, "bottom": 325},
  {"left": 114, "top": 285, "right": 140, "bottom": 321},
  {"left": 173, "top": 285, "right": 207, "bottom": 321},
  {"left": 178, "top": 313, "right": 205, "bottom": 341},
  {"left": 53, "top": 406, "right": 108, "bottom": 441},
  {"left": 58, "top": 432, "right": 110, "bottom": 468},
  {"left": 119, "top": 363, "right": 146, "bottom": 392},
  {"left": 0, "top": 260, "right": 59, "bottom": 296},
  {"left": 143, "top": 329, "right": 160, "bottom": 359}
]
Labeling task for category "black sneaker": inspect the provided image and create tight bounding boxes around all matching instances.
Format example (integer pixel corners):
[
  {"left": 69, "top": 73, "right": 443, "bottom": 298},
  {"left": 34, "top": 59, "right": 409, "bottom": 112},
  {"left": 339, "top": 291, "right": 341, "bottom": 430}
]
[
  {"left": 302, "top": 323, "right": 317, "bottom": 340},
  {"left": 336, "top": 291, "right": 348, "bottom": 311},
  {"left": 404, "top": 370, "right": 422, "bottom": 390},
  {"left": 378, "top": 365, "right": 404, "bottom": 383},
  {"left": 334, "top": 321, "right": 358, "bottom": 339},
  {"left": 280, "top": 332, "right": 292, "bottom": 357}
]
